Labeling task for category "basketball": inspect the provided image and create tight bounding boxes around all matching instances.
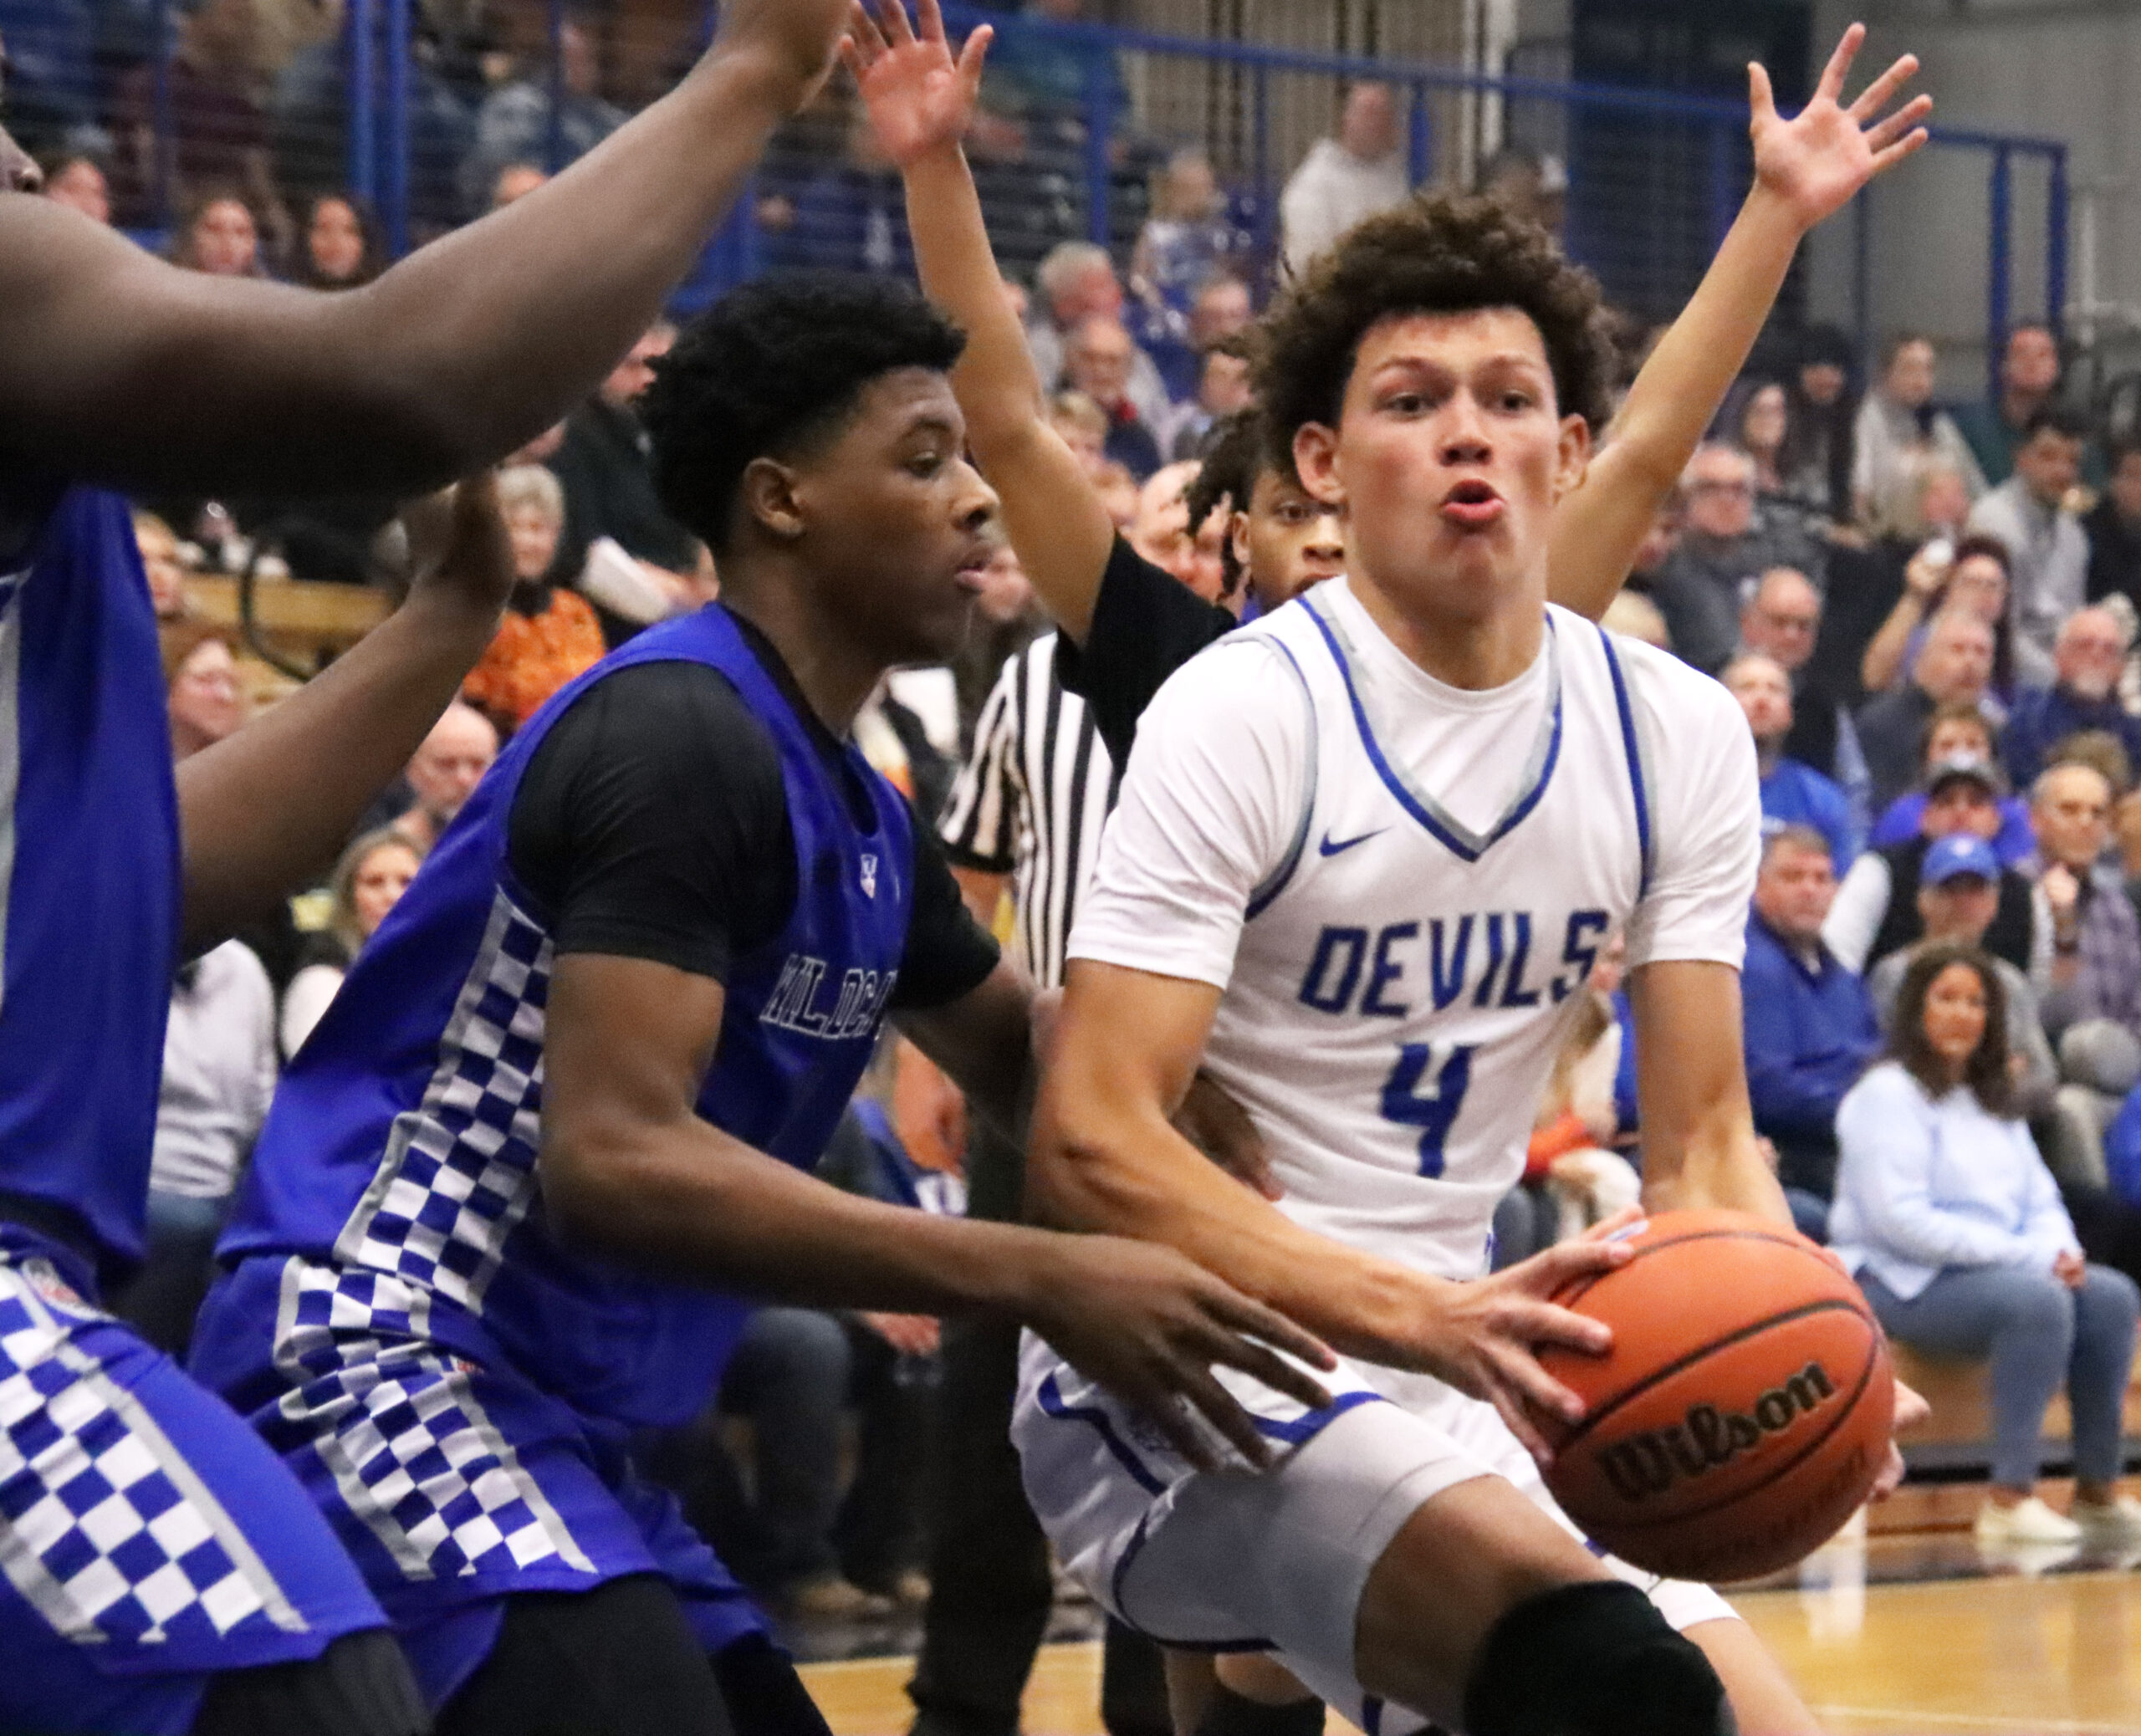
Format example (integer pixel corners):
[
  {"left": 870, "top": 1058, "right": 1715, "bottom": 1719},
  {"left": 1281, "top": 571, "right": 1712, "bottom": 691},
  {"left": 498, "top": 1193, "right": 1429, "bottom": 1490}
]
[{"left": 1538, "top": 1210, "right": 1894, "bottom": 1585}]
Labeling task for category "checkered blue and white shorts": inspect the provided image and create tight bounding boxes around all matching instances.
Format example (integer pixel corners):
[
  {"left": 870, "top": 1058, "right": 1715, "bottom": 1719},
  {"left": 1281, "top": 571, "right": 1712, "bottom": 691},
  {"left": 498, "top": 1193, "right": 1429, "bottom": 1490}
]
[{"left": 0, "top": 1225, "right": 389, "bottom": 1735}]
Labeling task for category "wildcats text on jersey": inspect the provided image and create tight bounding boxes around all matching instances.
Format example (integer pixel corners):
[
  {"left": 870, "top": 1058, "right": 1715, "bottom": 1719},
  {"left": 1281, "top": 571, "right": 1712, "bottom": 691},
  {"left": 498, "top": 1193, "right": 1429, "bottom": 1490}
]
[{"left": 759, "top": 954, "right": 900, "bottom": 1040}]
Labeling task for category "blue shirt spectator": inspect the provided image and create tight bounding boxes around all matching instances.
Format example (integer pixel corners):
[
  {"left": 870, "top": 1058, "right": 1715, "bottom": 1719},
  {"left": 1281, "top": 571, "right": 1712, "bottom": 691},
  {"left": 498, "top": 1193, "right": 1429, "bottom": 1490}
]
[
  {"left": 1744, "top": 827, "right": 1882, "bottom": 1216},
  {"left": 1868, "top": 789, "right": 2036, "bottom": 865},
  {"left": 2000, "top": 606, "right": 2141, "bottom": 789},
  {"left": 1725, "top": 651, "right": 1859, "bottom": 867}
]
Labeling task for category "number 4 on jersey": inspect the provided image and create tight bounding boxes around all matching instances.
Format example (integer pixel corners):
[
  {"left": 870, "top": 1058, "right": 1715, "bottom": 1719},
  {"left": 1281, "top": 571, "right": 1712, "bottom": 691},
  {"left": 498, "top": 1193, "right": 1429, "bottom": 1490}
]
[{"left": 1381, "top": 1041, "right": 1474, "bottom": 1177}]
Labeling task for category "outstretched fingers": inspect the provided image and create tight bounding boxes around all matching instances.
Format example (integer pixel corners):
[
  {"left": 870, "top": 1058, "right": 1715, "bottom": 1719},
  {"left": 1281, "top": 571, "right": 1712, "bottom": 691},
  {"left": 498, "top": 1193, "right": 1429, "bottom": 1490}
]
[
  {"left": 1872, "top": 123, "right": 1931, "bottom": 172},
  {"left": 1848, "top": 51, "right": 1920, "bottom": 123},
  {"left": 876, "top": 0, "right": 916, "bottom": 49},
  {"left": 1747, "top": 59, "right": 1776, "bottom": 126},
  {"left": 845, "top": 0, "right": 886, "bottom": 61},
  {"left": 917, "top": 0, "right": 948, "bottom": 46},
  {"left": 957, "top": 21, "right": 993, "bottom": 89},
  {"left": 1813, "top": 21, "right": 1867, "bottom": 105}
]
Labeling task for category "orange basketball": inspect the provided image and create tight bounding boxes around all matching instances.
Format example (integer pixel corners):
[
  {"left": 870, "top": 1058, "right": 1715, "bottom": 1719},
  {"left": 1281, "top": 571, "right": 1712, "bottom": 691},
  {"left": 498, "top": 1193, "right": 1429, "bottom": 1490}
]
[{"left": 1537, "top": 1209, "right": 1893, "bottom": 1585}]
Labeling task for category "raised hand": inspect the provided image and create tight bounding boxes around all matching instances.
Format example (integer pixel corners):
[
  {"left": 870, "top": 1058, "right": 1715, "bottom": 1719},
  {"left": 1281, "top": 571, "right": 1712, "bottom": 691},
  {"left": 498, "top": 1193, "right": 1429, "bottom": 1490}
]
[
  {"left": 710, "top": 0, "right": 851, "bottom": 107},
  {"left": 1750, "top": 22, "right": 1932, "bottom": 233},
  {"left": 842, "top": 0, "right": 993, "bottom": 168}
]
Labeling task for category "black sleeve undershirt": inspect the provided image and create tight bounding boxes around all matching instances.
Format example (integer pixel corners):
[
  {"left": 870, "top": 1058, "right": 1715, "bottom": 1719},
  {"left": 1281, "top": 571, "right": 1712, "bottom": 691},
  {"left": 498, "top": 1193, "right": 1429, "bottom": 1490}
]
[
  {"left": 1054, "top": 534, "right": 1236, "bottom": 767},
  {"left": 507, "top": 659, "right": 998, "bottom": 1010}
]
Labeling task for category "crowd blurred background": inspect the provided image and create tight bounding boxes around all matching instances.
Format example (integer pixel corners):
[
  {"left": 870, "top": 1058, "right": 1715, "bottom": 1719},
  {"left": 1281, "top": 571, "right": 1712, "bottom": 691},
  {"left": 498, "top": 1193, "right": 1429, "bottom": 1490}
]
[{"left": 18, "top": 0, "right": 2141, "bottom": 1604}]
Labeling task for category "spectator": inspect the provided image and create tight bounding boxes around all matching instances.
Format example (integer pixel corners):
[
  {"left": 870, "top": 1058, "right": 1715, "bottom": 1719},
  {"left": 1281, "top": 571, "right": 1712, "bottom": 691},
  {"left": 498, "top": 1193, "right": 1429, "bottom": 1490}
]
[
  {"left": 1781, "top": 322, "right": 1858, "bottom": 523},
  {"left": 1832, "top": 942, "right": 2141, "bottom": 1546},
  {"left": 1953, "top": 323, "right": 2067, "bottom": 488},
  {"left": 1739, "top": 565, "right": 1867, "bottom": 804},
  {"left": 134, "top": 508, "right": 192, "bottom": 621},
  {"left": 1868, "top": 702, "right": 2036, "bottom": 865},
  {"left": 1063, "top": 315, "right": 1164, "bottom": 483},
  {"left": 1857, "top": 605, "right": 1996, "bottom": 813},
  {"left": 162, "top": 623, "right": 245, "bottom": 759},
  {"left": 112, "top": 0, "right": 284, "bottom": 240},
  {"left": 1968, "top": 409, "right": 2091, "bottom": 688},
  {"left": 1725, "top": 651, "right": 1856, "bottom": 866},
  {"left": 1651, "top": 442, "right": 1820, "bottom": 673},
  {"left": 1127, "top": 461, "right": 1228, "bottom": 605},
  {"left": 1152, "top": 272, "right": 1252, "bottom": 410},
  {"left": 38, "top": 147, "right": 108, "bottom": 223},
  {"left": 948, "top": 539, "right": 1043, "bottom": 753},
  {"left": 2003, "top": 607, "right": 2141, "bottom": 789},
  {"left": 1279, "top": 80, "right": 1409, "bottom": 274},
  {"left": 2084, "top": 436, "right": 2141, "bottom": 613},
  {"left": 376, "top": 699, "right": 498, "bottom": 854},
  {"left": 467, "top": 12, "right": 628, "bottom": 212},
  {"left": 279, "top": 827, "right": 422, "bottom": 1056},
  {"left": 1852, "top": 334, "right": 1987, "bottom": 537},
  {"left": 1744, "top": 826, "right": 1883, "bottom": 1240},
  {"left": 1826, "top": 749, "right": 2042, "bottom": 978},
  {"left": 110, "top": 937, "right": 277, "bottom": 1355},
  {"left": 171, "top": 188, "right": 267, "bottom": 278},
  {"left": 1475, "top": 146, "right": 1566, "bottom": 235},
  {"left": 549, "top": 321, "right": 704, "bottom": 593},
  {"left": 772, "top": 107, "right": 912, "bottom": 278},
  {"left": 294, "top": 191, "right": 384, "bottom": 289},
  {"left": 1024, "top": 242, "right": 1172, "bottom": 437},
  {"left": 1162, "top": 345, "right": 1253, "bottom": 463},
  {"left": 491, "top": 161, "right": 549, "bottom": 209},
  {"left": 1132, "top": 149, "right": 1240, "bottom": 319},
  {"left": 2028, "top": 761, "right": 2141, "bottom": 1046},
  {"left": 1867, "top": 835, "right": 2061, "bottom": 1123},
  {"left": 1046, "top": 388, "right": 1110, "bottom": 480},
  {"left": 1859, "top": 531, "right": 2019, "bottom": 705},
  {"left": 272, "top": 7, "right": 472, "bottom": 240},
  {"left": 459, "top": 464, "right": 606, "bottom": 732}
]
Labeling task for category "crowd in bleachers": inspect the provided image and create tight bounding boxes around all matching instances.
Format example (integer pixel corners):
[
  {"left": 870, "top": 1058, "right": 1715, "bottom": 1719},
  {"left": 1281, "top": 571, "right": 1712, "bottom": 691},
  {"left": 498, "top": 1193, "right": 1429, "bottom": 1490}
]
[{"left": 27, "top": 0, "right": 2141, "bottom": 1609}]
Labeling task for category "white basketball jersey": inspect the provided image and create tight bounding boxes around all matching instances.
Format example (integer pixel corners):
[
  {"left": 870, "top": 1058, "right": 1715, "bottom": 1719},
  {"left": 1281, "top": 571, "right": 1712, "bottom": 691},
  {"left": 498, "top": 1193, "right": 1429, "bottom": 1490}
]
[{"left": 1069, "top": 578, "right": 1760, "bottom": 1284}]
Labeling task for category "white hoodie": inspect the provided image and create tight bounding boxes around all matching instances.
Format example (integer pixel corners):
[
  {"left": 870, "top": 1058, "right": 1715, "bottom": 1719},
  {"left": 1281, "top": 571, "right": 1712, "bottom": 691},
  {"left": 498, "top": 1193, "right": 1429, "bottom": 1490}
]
[{"left": 1279, "top": 138, "right": 1413, "bottom": 275}]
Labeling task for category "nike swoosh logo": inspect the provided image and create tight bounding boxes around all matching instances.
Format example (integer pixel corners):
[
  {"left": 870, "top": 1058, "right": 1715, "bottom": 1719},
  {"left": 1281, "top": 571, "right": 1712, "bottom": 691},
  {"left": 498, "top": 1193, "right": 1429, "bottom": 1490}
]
[{"left": 1318, "top": 827, "right": 1386, "bottom": 857}]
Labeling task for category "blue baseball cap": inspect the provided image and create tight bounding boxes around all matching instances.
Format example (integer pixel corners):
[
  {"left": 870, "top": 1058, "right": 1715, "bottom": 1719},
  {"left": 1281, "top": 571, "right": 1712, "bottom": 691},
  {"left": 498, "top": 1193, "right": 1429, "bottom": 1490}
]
[{"left": 1923, "top": 834, "right": 2000, "bottom": 886}]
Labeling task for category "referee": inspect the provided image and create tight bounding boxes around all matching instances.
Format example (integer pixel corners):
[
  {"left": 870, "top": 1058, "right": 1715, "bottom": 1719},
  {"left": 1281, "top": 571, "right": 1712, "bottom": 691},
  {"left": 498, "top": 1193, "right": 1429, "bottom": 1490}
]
[{"left": 914, "top": 526, "right": 1230, "bottom": 1736}]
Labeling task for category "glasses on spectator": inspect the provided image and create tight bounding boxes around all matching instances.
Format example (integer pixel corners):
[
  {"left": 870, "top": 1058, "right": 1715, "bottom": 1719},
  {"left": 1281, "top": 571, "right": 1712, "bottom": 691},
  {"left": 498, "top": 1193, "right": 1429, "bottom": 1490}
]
[
  {"left": 1758, "top": 609, "right": 1818, "bottom": 632},
  {"left": 1690, "top": 478, "right": 1755, "bottom": 498}
]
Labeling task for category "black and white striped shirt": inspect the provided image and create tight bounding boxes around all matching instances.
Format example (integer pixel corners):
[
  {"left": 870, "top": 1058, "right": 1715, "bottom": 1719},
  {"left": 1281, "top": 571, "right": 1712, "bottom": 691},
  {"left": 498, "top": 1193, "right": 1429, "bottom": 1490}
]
[{"left": 938, "top": 634, "right": 1116, "bottom": 989}]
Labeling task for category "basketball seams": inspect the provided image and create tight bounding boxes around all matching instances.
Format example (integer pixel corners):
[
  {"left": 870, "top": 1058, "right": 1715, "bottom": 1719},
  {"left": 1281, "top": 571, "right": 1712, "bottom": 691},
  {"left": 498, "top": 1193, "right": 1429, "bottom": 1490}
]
[
  {"left": 1551, "top": 1297, "right": 1873, "bottom": 1452},
  {"left": 1597, "top": 1330, "right": 1888, "bottom": 1543}
]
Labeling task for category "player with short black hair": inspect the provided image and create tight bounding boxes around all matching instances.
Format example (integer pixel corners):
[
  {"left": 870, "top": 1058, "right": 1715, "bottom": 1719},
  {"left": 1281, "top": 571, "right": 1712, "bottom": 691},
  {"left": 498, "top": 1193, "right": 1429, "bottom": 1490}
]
[{"left": 188, "top": 273, "right": 1336, "bottom": 1736}]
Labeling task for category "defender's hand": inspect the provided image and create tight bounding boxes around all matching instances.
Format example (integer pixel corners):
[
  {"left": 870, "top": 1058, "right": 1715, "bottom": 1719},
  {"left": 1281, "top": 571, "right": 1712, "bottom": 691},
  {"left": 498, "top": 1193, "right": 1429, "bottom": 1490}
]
[
  {"left": 708, "top": 0, "right": 850, "bottom": 107},
  {"left": 1398, "top": 1233, "right": 1637, "bottom": 1468},
  {"left": 1025, "top": 1235, "right": 1336, "bottom": 1473},
  {"left": 843, "top": 0, "right": 992, "bottom": 169},
  {"left": 1173, "top": 1071, "right": 1282, "bottom": 1201},
  {"left": 401, "top": 472, "right": 514, "bottom": 625},
  {"left": 1750, "top": 23, "right": 1931, "bottom": 233}
]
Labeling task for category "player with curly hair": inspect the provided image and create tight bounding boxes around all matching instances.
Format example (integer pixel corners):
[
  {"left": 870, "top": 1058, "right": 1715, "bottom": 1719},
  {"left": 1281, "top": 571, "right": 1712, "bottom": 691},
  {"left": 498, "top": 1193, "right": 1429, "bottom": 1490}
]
[
  {"left": 184, "top": 273, "right": 1351, "bottom": 1736},
  {"left": 848, "top": 7, "right": 1934, "bottom": 1735}
]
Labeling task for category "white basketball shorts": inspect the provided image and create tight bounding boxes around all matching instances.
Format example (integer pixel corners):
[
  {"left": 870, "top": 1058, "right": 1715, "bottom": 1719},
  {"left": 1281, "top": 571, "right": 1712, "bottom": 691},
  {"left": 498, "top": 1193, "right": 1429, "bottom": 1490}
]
[{"left": 1011, "top": 1334, "right": 1735, "bottom": 1734}]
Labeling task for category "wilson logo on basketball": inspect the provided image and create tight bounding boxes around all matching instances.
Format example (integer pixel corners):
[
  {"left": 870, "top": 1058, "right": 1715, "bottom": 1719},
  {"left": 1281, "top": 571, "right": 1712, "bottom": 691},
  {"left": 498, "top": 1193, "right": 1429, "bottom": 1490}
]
[{"left": 1594, "top": 1361, "right": 1837, "bottom": 1502}]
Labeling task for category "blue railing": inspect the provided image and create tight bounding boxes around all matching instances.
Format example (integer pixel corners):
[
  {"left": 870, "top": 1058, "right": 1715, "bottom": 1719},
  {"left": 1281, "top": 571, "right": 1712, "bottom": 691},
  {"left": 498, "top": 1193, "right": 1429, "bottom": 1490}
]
[{"left": 12, "top": 0, "right": 2068, "bottom": 390}]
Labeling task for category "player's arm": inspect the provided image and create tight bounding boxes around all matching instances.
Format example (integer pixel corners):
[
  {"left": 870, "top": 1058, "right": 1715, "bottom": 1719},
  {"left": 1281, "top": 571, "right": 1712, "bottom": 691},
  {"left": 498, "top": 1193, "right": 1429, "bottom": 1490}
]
[
  {"left": 1035, "top": 961, "right": 1628, "bottom": 1459},
  {"left": 1624, "top": 961, "right": 1791, "bottom": 1223},
  {"left": 847, "top": 0, "right": 1115, "bottom": 644},
  {"left": 0, "top": 0, "right": 846, "bottom": 498},
  {"left": 1545, "top": 25, "right": 1929, "bottom": 620},
  {"left": 176, "top": 479, "right": 513, "bottom": 953},
  {"left": 542, "top": 948, "right": 1335, "bottom": 1469}
]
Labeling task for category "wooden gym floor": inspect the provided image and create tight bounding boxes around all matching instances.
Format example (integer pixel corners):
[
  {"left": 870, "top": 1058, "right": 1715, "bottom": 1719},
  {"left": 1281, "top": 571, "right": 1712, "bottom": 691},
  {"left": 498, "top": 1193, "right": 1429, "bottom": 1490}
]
[{"left": 795, "top": 1520, "right": 2141, "bottom": 1735}]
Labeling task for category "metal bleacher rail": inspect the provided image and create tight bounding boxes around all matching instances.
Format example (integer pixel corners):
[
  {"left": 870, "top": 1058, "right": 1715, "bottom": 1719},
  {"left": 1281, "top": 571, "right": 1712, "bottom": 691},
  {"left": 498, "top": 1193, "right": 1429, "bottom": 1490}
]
[{"left": 6, "top": 1, "right": 2069, "bottom": 393}]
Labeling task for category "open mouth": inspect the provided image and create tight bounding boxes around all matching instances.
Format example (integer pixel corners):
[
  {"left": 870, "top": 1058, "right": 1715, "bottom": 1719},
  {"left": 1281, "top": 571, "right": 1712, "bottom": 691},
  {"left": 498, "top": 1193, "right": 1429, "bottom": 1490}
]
[{"left": 1440, "top": 479, "right": 1505, "bottom": 532}]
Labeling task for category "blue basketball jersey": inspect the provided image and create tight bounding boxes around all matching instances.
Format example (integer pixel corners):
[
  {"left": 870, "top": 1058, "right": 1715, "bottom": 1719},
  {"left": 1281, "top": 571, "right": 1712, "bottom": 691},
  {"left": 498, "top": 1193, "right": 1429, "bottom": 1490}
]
[
  {"left": 212, "top": 603, "right": 915, "bottom": 1427},
  {"left": 0, "top": 484, "right": 180, "bottom": 1277}
]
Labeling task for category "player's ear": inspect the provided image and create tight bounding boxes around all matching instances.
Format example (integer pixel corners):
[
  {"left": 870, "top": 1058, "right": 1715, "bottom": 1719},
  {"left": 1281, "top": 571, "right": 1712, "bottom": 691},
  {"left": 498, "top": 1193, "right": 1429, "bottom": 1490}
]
[
  {"left": 1553, "top": 413, "right": 1592, "bottom": 503},
  {"left": 1229, "top": 508, "right": 1252, "bottom": 572},
  {"left": 740, "top": 457, "right": 808, "bottom": 543},
  {"left": 1293, "top": 423, "right": 1345, "bottom": 508}
]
